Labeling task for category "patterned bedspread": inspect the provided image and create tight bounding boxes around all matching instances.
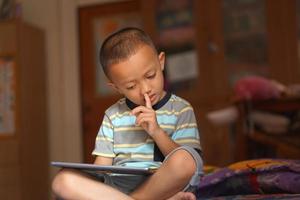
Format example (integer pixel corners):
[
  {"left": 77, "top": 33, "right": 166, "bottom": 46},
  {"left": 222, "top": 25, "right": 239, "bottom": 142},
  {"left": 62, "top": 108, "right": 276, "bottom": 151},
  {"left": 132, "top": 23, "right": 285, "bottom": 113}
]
[
  {"left": 198, "top": 193, "right": 300, "bottom": 200},
  {"left": 196, "top": 159, "right": 300, "bottom": 199}
]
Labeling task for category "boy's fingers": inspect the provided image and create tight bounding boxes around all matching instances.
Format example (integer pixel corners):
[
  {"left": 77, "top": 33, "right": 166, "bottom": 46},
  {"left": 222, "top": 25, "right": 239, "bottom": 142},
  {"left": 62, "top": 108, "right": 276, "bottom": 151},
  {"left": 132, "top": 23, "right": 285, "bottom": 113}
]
[
  {"left": 130, "top": 94, "right": 152, "bottom": 115},
  {"left": 144, "top": 93, "right": 152, "bottom": 108},
  {"left": 131, "top": 106, "right": 147, "bottom": 115}
]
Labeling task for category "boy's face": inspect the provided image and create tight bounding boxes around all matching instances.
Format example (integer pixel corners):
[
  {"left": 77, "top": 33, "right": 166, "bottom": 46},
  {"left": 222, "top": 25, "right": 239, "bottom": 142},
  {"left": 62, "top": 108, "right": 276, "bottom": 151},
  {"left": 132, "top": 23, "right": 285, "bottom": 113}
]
[{"left": 108, "top": 45, "right": 166, "bottom": 106}]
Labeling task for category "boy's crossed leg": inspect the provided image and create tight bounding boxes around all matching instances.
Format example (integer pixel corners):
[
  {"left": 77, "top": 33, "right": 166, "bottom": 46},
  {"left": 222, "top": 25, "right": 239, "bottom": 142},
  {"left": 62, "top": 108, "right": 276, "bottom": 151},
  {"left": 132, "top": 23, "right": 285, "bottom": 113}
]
[
  {"left": 130, "top": 147, "right": 200, "bottom": 200},
  {"left": 52, "top": 147, "right": 202, "bottom": 200}
]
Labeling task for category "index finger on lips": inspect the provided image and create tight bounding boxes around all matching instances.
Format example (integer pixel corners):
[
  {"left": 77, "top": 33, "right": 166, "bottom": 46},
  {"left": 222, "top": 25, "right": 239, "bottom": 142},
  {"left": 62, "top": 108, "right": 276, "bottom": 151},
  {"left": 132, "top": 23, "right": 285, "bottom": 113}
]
[{"left": 144, "top": 93, "right": 152, "bottom": 109}]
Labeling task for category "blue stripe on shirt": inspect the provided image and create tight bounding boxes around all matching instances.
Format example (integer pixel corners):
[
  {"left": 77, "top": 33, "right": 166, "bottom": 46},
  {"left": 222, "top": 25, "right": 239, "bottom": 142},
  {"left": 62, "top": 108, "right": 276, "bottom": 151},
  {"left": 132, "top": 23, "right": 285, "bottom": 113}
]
[
  {"left": 157, "top": 114, "right": 177, "bottom": 124},
  {"left": 100, "top": 126, "right": 113, "bottom": 138},
  {"left": 172, "top": 128, "right": 199, "bottom": 140},
  {"left": 112, "top": 116, "right": 136, "bottom": 127},
  {"left": 114, "top": 143, "right": 154, "bottom": 154}
]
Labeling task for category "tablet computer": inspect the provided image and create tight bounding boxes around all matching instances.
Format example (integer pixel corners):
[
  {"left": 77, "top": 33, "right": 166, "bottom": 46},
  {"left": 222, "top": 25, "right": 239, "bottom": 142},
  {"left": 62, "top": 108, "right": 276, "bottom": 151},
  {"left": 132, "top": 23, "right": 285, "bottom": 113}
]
[{"left": 51, "top": 161, "right": 155, "bottom": 175}]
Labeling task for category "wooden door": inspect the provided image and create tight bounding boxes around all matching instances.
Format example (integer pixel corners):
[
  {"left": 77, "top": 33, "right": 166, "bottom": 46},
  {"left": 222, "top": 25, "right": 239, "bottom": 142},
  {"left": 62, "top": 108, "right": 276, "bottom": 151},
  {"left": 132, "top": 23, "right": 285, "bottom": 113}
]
[
  {"left": 79, "top": 1, "right": 143, "bottom": 163},
  {"left": 193, "top": 0, "right": 232, "bottom": 166}
]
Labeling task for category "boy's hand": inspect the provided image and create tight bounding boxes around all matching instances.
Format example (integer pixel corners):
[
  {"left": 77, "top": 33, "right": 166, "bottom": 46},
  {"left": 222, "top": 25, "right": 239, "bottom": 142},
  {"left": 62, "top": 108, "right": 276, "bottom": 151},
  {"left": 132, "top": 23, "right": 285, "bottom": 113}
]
[{"left": 131, "top": 94, "right": 162, "bottom": 137}]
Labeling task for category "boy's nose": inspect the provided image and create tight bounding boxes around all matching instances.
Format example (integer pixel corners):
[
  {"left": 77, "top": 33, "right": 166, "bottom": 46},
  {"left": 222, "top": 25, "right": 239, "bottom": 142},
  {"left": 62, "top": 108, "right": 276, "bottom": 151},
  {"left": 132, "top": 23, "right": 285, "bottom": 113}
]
[{"left": 140, "top": 81, "right": 150, "bottom": 95}]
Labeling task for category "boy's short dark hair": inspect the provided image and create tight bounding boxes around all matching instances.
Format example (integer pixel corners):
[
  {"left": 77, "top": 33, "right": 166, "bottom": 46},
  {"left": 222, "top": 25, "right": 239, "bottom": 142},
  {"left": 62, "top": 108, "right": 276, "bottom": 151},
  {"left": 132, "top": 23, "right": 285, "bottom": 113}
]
[{"left": 99, "top": 27, "right": 157, "bottom": 79}]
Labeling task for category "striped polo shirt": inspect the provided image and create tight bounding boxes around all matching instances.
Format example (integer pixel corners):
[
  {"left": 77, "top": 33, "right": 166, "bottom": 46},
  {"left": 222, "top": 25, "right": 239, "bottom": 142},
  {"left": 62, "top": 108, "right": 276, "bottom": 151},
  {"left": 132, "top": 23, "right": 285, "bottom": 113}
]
[{"left": 92, "top": 93, "right": 201, "bottom": 169}]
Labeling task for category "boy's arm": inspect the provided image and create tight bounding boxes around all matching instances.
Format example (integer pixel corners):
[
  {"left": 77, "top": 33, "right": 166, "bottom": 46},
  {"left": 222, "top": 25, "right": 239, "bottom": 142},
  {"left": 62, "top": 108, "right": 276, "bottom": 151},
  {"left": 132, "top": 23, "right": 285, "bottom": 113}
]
[
  {"left": 131, "top": 94, "right": 179, "bottom": 156},
  {"left": 94, "top": 156, "right": 113, "bottom": 165}
]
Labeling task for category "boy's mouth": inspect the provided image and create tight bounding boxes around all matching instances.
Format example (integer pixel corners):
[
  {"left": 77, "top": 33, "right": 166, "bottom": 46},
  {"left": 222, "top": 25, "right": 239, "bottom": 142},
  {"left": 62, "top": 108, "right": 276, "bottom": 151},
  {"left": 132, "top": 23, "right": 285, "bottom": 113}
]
[
  {"left": 143, "top": 94, "right": 156, "bottom": 105},
  {"left": 149, "top": 94, "right": 157, "bottom": 103}
]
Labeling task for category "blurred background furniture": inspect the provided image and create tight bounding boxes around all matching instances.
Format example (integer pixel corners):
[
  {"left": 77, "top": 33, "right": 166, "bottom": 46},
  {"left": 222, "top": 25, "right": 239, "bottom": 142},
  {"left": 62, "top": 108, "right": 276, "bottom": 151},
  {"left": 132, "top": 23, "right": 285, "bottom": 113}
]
[
  {"left": 0, "top": 19, "right": 48, "bottom": 200},
  {"left": 235, "top": 97, "right": 300, "bottom": 161}
]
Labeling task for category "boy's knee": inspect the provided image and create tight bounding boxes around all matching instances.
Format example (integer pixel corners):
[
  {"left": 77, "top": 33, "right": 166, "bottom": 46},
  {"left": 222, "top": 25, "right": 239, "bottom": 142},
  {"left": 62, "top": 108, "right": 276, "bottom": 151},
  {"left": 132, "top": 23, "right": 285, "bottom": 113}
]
[
  {"left": 52, "top": 169, "right": 78, "bottom": 196},
  {"left": 166, "top": 149, "right": 197, "bottom": 180}
]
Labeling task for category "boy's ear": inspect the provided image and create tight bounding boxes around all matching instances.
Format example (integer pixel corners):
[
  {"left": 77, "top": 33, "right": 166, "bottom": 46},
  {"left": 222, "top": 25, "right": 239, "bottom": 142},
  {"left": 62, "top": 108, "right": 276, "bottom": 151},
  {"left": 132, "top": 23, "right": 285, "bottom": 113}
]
[
  {"left": 107, "top": 82, "right": 122, "bottom": 94},
  {"left": 158, "top": 52, "right": 165, "bottom": 71}
]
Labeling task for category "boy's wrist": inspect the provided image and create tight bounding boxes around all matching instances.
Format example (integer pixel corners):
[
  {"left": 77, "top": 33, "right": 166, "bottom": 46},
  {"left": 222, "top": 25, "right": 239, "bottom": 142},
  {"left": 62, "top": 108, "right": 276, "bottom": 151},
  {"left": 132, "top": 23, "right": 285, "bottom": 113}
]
[{"left": 150, "top": 128, "right": 165, "bottom": 139}]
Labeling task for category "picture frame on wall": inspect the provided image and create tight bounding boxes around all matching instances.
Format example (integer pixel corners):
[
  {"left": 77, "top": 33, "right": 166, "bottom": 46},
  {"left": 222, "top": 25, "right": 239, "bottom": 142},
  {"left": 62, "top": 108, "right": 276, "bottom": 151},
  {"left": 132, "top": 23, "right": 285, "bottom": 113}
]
[{"left": 0, "top": 56, "right": 16, "bottom": 137}]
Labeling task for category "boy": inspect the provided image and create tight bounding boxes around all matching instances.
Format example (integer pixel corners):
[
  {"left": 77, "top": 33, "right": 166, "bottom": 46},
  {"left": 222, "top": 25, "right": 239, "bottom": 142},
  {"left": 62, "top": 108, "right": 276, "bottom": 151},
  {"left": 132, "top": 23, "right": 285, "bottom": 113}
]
[{"left": 52, "top": 27, "right": 203, "bottom": 200}]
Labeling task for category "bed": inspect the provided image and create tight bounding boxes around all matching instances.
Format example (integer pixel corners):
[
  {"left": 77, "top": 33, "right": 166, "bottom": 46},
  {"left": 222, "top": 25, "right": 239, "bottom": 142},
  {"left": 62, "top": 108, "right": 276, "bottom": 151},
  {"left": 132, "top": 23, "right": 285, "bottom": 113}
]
[{"left": 196, "top": 159, "right": 300, "bottom": 200}]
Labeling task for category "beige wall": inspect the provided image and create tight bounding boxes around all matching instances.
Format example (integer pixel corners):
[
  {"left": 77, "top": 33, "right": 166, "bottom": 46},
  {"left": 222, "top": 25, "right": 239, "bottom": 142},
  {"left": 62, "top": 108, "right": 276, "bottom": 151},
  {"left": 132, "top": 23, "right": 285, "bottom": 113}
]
[{"left": 20, "top": 0, "right": 80, "bottom": 192}]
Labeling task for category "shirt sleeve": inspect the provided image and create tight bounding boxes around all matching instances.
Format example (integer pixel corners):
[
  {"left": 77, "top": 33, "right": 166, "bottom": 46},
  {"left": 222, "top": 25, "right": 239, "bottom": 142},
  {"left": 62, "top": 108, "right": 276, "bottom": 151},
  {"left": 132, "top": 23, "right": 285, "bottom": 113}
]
[
  {"left": 92, "top": 114, "right": 115, "bottom": 157},
  {"left": 172, "top": 105, "right": 201, "bottom": 150}
]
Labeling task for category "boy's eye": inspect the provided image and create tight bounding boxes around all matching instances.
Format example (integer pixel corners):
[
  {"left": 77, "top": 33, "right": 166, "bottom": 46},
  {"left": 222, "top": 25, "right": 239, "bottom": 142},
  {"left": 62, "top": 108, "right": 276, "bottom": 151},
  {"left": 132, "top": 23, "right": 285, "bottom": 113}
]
[
  {"left": 147, "top": 73, "right": 156, "bottom": 79},
  {"left": 126, "top": 85, "right": 136, "bottom": 90}
]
